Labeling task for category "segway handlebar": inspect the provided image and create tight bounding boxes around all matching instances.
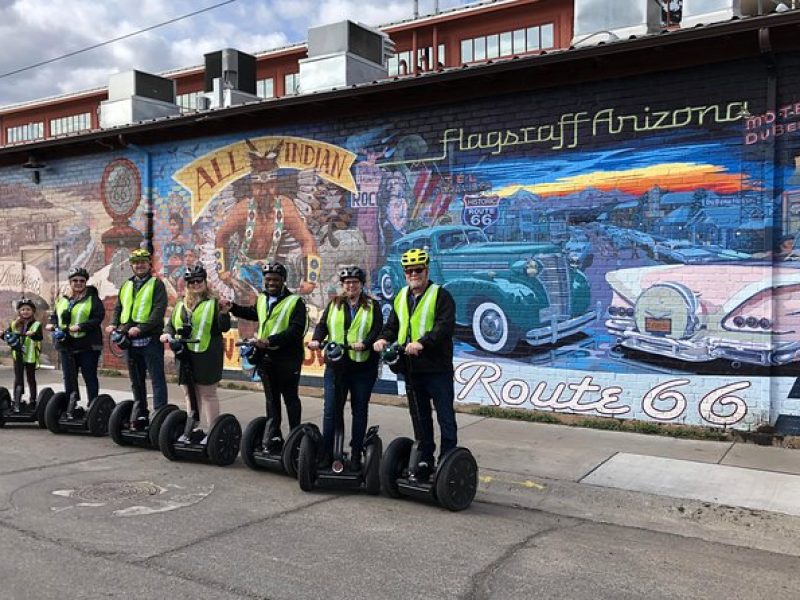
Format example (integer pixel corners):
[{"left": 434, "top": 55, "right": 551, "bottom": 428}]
[
  {"left": 2, "top": 330, "right": 23, "bottom": 352},
  {"left": 380, "top": 341, "right": 404, "bottom": 366}
]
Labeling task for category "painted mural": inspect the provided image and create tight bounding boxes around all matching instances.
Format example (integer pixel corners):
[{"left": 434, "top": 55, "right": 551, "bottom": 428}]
[{"left": 4, "top": 58, "right": 800, "bottom": 429}]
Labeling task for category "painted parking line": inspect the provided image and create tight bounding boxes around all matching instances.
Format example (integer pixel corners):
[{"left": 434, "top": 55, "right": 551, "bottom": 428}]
[{"left": 581, "top": 453, "right": 800, "bottom": 517}]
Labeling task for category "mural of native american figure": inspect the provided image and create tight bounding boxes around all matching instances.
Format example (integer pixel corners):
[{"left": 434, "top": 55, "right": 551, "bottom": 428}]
[{"left": 214, "top": 139, "right": 321, "bottom": 302}]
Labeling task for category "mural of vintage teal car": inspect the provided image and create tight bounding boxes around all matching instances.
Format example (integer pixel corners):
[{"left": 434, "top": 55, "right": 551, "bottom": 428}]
[{"left": 376, "top": 225, "right": 597, "bottom": 354}]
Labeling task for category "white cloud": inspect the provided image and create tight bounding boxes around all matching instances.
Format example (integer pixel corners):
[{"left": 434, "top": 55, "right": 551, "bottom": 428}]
[{"left": 0, "top": 0, "right": 469, "bottom": 107}]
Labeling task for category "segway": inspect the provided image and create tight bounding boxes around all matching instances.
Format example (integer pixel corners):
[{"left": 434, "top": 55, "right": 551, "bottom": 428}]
[
  {"left": 238, "top": 339, "right": 305, "bottom": 477},
  {"left": 0, "top": 330, "right": 54, "bottom": 428},
  {"left": 296, "top": 341, "right": 382, "bottom": 494},
  {"left": 107, "top": 328, "right": 178, "bottom": 448},
  {"left": 158, "top": 330, "right": 241, "bottom": 466},
  {"left": 44, "top": 327, "right": 116, "bottom": 436},
  {"left": 379, "top": 342, "right": 478, "bottom": 511}
]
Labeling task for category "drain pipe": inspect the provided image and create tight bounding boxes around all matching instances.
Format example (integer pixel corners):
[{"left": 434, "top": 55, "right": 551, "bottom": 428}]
[{"left": 118, "top": 135, "right": 154, "bottom": 254}]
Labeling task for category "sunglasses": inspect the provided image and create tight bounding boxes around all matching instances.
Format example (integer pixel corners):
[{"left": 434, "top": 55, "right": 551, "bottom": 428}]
[
  {"left": 70, "top": 278, "right": 87, "bottom": 283},
  {"left": 404, "top": 267, "right": 426, "bottom": 275},
  {"left": 187, "top": 279, "right": 205, "bottom": 285}
]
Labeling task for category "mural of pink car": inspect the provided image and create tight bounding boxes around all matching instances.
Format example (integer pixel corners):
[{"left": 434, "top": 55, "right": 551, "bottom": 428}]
[{"left": 605, "top": 264, "right": 800, "bottom": 367}]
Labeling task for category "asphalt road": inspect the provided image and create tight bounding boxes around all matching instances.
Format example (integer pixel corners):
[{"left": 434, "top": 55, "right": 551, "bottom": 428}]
[{"left": 2, "top": 422, "right": 800, "bottom": 600}]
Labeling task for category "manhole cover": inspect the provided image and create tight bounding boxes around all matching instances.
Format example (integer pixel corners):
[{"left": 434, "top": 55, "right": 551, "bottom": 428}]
[{"left": 71, "top": 481, "right": 163, "bottom": 502}]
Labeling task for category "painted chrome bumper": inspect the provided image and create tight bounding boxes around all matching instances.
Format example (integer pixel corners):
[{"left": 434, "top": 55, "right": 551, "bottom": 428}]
[{"left": 525, "top": 311, "right": 597, "bottom": 346}]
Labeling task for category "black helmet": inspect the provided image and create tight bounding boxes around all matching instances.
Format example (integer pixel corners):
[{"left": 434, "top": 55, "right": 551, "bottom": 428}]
[
  {"left": 16, "top": 297, "right": 35, "bottom": 311},
  {"left": 339, "top": 265, "right": 366, "bottom": 284},
  {"left": 262, "top": 262, "right": 287, "bottom": 280},
  {"left": 183, "top": 264, "right": 207, "bottom": 281},
  {"left": 68, "top": 266, "right": 89, "bottom": 280}
]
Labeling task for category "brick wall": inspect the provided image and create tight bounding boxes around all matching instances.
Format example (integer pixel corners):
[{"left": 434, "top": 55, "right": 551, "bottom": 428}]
[{"left": 3, "top": 52, "right": 800, "bottom": 429}]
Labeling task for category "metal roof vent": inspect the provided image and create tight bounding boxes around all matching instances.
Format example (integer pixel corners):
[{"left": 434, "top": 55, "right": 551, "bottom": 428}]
[
  {"left": 202, "top": 48, "right": 259, "bottom": 109},
  {"left": 298, "top": 20, "right": 394, "bottom": 94},
  {"left": 99, "top": 70, "right": 179, "bottom": 128}
]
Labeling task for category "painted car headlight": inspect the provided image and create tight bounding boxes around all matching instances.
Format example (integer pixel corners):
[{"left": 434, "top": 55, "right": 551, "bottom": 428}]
[{"left": 525, "top": 259, "right": 541, "bottom": 277}]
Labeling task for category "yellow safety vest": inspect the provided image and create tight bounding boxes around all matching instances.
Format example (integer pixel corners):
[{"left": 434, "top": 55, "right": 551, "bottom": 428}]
[
  {"left": 119, "top": 277, "right": 157, "bottom": 324},
  {"left": 394, "top": 284, "right": 439, "bottom": 344},
  {"left": 10, "top": 320, "right": 41, "bottom": 365},
  {"left": 56, "top": 295, "right": 92, "bottom": 339},
  {"left": 326, "top": 299, "right": 374, "bottom": 362},
  {"left": 170, "top": 299, "right": 216, "bottom": 353},
  {"left": 256, "top": 294, "right": 302, "bottom": 339}
]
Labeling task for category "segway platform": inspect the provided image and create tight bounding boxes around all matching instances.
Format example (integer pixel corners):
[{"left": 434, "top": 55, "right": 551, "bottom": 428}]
[
  {"left": 0, "top": 387, "right": 53, "bottom": 428},
  {"left": 159, "top": 410, "right": 241, "bottom": 466},
  {"left": 44, "top": 392, "right": 116, "bottom": 436},
  {"left": 241, "top": 416, "right": 305, "bottom": 476},
  {"left": 108, "top": 400, "right": 179, "bottom": 449},
  {"left": 296, "top": 424, "right": 382, "bottom": 494},
  {"left": 381, "top": 437, "right": 478, "bottom": 511}
]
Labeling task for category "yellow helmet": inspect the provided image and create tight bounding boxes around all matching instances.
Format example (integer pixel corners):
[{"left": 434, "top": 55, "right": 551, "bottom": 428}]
[
  {"left": 129, "top": 248, "right": 152, "bottom": 262},
  {"left": 401, "top": 248, "right": 429, "bottom": 267}
]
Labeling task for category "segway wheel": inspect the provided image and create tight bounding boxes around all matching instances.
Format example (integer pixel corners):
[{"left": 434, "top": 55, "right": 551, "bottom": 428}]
[
  {"left": 380, "top": 437, "right": 414, "bottom": 498},
  {"left": 159, "top": 410, "right": 187, "bottom": 461},
  {"left": 148, "top": 404, "right": 178, "bottom": 449},
  {"left": 297, "top": 434, "right": 318, "bottom": 492},
  {"left": 44, "top": 392, "right": 69, "bottom": 434},
  {"left": 435, "top": 447, "right": 479, "bottom": 512},
  {"left": 0, "top": 387, "right": 8, "bottom": 428},
  {"left": 35, "top": 387, "right": 54, "bottom": 429},
  {"left": 241, "top": 416, "right": 267, "bottom": 470},
  {"left": 207, "top": 414, "right": 242, "bottom": 466},
  {"left": 364, "top": 436, "right": 383, "bottom": 495},
  {"left": 109, "top": 400, "right": 134, "bottom": 446},
  {"left": 87, "top": 394, "right": 115, "bottom": 436},
  {"left": 281, "top": 425, "right": 306, "bottom": 478}
]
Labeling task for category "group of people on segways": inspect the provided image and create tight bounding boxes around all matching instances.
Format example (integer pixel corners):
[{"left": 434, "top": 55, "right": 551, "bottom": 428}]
[{"left": 1, "top": 245, "right": 477, "bottom": 510}]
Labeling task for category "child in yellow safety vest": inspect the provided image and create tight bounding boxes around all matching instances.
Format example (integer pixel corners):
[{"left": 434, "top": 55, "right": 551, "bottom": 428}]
[{"left": 4, "top": 298, "right": 43, "bottom": 411}]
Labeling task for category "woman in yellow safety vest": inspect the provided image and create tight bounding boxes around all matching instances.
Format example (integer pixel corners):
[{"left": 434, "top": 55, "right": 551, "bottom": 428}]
[
  {"left": 307, "top": 266, "right": 383, "bottom": 471},
  {"left": 5, "top": 297, "right": 43, "bottom": 411},
  {"left": 161, "top": 264, "right": 230, "bottom": 444},
  {"left": 46, "top": 267, "right": 106, "bottom": 411}
]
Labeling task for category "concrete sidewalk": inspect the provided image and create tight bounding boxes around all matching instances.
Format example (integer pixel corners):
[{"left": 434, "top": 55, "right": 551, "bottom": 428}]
[{"left": 5, "top": 366, "right": 800, "bottom": 522}]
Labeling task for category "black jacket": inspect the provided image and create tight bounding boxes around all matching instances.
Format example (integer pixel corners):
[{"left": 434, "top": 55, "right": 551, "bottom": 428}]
[
  {"left": 379, "top": 281, "right": 455, "bottom": 374},
  {"left": 164, "top": 298, "right": 231, "bottom": 386},
  {"left": 312, "top": 294, "right": 383, "bottom": 373},
  {"left": 111, "top": 274, "right": 168, "bottom": 338},
  {"left": 49, "top": 285, "right": 106, "bottom": 352},
  {"left": 230, "top": 287, "right": 307, "bottom": 368}
]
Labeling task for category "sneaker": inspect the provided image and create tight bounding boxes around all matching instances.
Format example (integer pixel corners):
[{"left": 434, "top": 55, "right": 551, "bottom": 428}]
[
  {"left": 177, "top": 434, "right": 190, "bottom": 444},
  {"left": 266, "top": 436, "right": 283, "bottom": 454},
  {"left": 199, "top": 435, "right": 209, "bottom": 446},
  {"left": 415, "top": 460, "right": 433, "bottom": 482},
  {"left": 188, "top": 429, "right": 206, "bottom": 444},
  {"left": 71, "top": 407, "right": 86, "bottom": 420}
]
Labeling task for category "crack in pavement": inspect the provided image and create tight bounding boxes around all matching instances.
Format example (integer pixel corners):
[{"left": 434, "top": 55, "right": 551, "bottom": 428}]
[
  {"left": 462, "top": 521, "right": 584, "bottom": 600},
  {"left": 137, "top": 495, "right": 338, "bottom": 564}
]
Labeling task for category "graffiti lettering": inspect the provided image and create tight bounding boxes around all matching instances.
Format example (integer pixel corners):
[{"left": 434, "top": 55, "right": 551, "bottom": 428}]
[
  {"left": 381, "top": 102, "right": 748, "bottom": 166},
  {"left": 698, "top": 381, "right": 750, "bottom": 426},
  {"left": 454, "top": 361, "right": 753, "bottom": 427}
]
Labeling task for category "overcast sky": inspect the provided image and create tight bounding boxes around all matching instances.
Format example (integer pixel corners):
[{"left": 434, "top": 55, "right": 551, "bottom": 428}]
[{"left": 0, "top": 0, "right": 470, "bottom": 108}]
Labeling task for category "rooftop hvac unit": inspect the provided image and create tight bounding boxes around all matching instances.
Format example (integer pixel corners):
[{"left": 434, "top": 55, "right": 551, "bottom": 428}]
[
  {"left": 203, "top": 48, "right": 259, "bottom": 109},
  {"left": 298, "top": 20, "right": 394, "bottom": 94},
  {"left": 100, "top": 70, "right": 179, "bottom": 128},
  {"left": 573, "top": 0, "right": 662, "bottom": 46},
  {"left": 683, "top": 0, "right": 792, "bottom": 26}
]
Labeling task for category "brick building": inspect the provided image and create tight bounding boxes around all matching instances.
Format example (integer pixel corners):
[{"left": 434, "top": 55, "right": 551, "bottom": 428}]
[{"left": 1, "top": 0, "right": 800, "bottom": 430}]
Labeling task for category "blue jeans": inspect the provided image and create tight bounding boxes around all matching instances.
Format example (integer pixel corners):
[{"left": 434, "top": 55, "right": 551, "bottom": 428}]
[
  {"left": 126, "top": 338, "right": 168, "bottom": 412},
  {"left": 61, "top": 350, "right": 100, "bottom": 402},
  {"left": 323, "top": 366, "right": 376, "bottom": 457},
  {"left": 407, "top": 371, "right": 457, "bottom": 463}
]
